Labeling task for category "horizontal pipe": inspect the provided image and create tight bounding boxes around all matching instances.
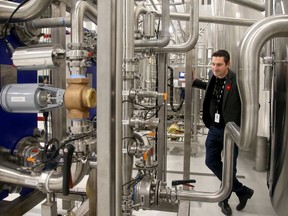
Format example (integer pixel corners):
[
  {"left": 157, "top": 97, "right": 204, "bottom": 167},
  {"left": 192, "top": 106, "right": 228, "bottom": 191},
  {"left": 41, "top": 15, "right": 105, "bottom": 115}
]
[
  {"left": 226, "top": 0, "right": 265, "bottom": 12},
  {"left": 31, "top": 17, "right": 71, "bottom": 29},
  {"left": 0, "top": 158, "right": 88, "bottom": 192},
  {"left": 238, "top": 15, "right": 288, "bottom": 150},
  {"left": 166, "top": 12, "right": 256, "bottom": 26},
  {"left": 199, "top": 16, "right": 256, "bottom": 26},
  {"left": 0, "top": 0, "right": 51, "bottom": 23}
]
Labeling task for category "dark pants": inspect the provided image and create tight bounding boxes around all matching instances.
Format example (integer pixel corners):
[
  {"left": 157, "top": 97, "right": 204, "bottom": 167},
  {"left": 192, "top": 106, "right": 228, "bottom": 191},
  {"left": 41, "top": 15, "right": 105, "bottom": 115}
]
[{"left": 205, "top": 126, "right": 247, "bottom": 200}]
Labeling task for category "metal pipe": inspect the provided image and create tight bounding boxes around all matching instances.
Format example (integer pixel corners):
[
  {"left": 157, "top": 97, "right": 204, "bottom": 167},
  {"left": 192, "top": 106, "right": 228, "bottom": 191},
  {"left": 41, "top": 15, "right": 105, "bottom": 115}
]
[
  {"left": 0, "top": 0, "right": 52, "bottom": 23},
  {"left": 238, "top": 15, "right": 288, "bottom": 150},
  {"left": 71, "top": 0, "right": 97, "bottom": 44},
  {"left": 199, "top": 16, "right": 256, "bottom": 26},
  {"left": 122, "top": 2, "right": 135, "bottom": 213},
  {"left": 152, "top": 0, "right": 199, "bottom": 53},
  {"left": 166, "top": 12, "right": 256, "bottom": 26},
  {"left": 134, "top": 0, "right": 170, "bottom": 48},
  {"left": 115, "top": 0, "right": 124, "bottom": 215},
  {"left": 134, "top": 6, "right": 151, "bottom": 31},
  {"left": 133, "top": 131, "right": 150, "bottom": 147},
  {"left": 175, "top": 122, "right": 238, "bottom": 202},
  {"left": 226, "top": 0, "right": 265, "bottom": 12},
  {"left": 0, "top": 160, "right": 88, "bottom": 192},
  {"left": 31, "top": 17, "right": 71, "bottom": 29},
  {"left": 96, "top": 0, "right": 118, "bottom": 215}
]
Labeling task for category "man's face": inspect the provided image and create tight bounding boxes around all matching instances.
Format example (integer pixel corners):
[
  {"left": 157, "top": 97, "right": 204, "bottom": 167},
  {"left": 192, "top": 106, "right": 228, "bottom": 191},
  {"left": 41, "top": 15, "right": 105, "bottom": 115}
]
[{"left": 211, "top": 56, "right": 230, "bottom": 78}]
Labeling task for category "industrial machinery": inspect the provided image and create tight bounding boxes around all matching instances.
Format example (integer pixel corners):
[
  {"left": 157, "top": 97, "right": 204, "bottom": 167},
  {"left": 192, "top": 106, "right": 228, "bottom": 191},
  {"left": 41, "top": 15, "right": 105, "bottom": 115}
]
[{"left": 0, "top": 0, "right": 287, "bottom": 216}]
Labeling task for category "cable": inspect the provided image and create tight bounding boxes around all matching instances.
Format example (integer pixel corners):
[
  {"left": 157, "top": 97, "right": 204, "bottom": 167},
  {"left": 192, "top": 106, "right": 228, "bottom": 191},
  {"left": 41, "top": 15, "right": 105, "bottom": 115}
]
[
  {"left": 167, "top": 66, "right": 185, "bottom": 112},
  {"left": 1, "top": 0, "right": 30, "bottom": 55}
]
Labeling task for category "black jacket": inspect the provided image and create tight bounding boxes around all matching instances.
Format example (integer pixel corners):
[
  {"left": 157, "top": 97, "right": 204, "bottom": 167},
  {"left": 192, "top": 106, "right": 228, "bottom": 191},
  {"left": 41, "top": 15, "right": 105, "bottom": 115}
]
[{"left": 192, "top": 69, "right": 241, "bottom": 128}]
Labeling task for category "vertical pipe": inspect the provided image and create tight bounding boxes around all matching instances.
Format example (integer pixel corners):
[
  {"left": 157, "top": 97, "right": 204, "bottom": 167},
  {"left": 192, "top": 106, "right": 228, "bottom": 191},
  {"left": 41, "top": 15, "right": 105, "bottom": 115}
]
[
  {"left": 116, "top": 0, "right": 123, "bottom": 215},
  {"left": 51, "top": 1, "right": 67, "bottom": 146},
  {"left": 156, "top": 54, "right": 168, "bottom": 181},
  {"left": 71, "top": 0, "right": 97, "bottom": 44},
  {"left": 97, "top": 0, "right": 117, "bottom": 215},
  {"left": 88, "top": 168, "right": 97, "bottom": 216},
  {"left": 122, "top": 1, "right": 135, "bottom": 214},
  {"left": 183, "top": 39, "right": 193, "bottom": 180}
]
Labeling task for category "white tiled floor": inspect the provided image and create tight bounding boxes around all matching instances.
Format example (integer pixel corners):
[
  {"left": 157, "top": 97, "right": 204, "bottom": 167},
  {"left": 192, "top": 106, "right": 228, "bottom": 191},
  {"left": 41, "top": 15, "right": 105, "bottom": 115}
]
[{"left": 21, "top": 136, "right": 277, "bottom": 216}]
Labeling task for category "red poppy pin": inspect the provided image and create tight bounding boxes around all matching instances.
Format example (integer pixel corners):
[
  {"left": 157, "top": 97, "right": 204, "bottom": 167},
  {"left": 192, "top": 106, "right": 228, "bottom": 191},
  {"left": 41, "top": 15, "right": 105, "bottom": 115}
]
[{"left": 226, "top": 84, "right": 231, "bottom": 90}]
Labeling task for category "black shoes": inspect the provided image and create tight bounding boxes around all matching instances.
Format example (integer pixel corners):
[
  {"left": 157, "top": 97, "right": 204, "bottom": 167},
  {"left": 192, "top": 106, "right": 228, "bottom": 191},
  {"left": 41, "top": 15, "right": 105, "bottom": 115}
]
[
  {"left": 218, "top": 200, "right": 232, "bottom": 216},
  {"left": 236, "top": 188, "right": 254, "bottom": 210}
]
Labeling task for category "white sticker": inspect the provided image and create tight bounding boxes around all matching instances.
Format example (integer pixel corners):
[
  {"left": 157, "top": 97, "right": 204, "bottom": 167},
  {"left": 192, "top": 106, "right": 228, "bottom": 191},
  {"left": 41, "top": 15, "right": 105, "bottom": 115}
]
[
  {"left": 122, "top": 148, "right": 128, "bottom": 154},
  {"left": 25, "top": 179, "right": 39, "bottom": 186},
  {"left": 122, "top": 91, "right": 129, "bottom": 96},
  {"left": 122, "top": 120, "right": 129, "bottom": 125},
  {"left": 11, "top": 97, "right": 25, "bottom": 102},
  {"left": 215, "top": 113, "right": 220, "bottom": 123}
]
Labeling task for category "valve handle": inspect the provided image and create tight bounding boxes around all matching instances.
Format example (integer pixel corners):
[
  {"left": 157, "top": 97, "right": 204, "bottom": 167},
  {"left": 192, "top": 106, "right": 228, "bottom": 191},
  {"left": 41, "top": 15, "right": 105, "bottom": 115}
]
[
  {"left": 62, "top": 144, "right": 75, "bottom": 196},
  {"left": 172, "top": 179, "right": 196, "bottom": 187}
]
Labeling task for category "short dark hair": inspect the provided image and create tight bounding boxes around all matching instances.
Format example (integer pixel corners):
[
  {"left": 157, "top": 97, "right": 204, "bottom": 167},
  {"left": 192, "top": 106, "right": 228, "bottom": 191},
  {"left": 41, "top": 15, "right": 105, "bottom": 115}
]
[{"left": 212, "top": 50, "right": 230, "bottom": 64}]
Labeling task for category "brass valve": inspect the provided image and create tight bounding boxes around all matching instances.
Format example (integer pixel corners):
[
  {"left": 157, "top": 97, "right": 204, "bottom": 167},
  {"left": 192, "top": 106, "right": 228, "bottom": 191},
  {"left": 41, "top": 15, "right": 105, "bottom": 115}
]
[{"left": 64, "top": 77, "right": 96, "bottom": 119}]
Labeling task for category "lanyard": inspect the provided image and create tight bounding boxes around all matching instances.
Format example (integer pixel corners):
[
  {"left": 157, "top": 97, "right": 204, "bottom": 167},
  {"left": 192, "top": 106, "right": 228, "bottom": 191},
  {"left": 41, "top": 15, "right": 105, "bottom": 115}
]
[{"left": 213, "top": 77, "right": 226, "bottom": 111}]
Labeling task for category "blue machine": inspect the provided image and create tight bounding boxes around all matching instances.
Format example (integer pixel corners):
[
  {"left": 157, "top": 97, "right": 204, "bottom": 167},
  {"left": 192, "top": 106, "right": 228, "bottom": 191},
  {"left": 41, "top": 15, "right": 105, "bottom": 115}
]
[
  {"left": 0, "top": 34, "right": 37, "bottom": 200},
  {"left": 0, "top": 37, "right": 37, "bottom": 151}
]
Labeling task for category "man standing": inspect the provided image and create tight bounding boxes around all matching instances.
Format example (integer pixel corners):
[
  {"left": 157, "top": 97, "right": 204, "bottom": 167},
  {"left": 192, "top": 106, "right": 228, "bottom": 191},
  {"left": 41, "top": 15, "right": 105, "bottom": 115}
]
[{"left": 192, "top": 50, "right": 254, "bottom": 216}]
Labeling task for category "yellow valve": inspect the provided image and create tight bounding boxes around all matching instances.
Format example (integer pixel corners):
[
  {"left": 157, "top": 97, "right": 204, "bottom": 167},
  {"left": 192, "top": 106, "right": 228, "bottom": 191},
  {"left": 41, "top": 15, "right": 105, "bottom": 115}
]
[
  {"left": 163, "top": 92, "right": 167, "bottom": 101},
  {"left": 85, "top": 88, "right": 97, "bottom": 108},
  {"left": 27, "top": 157, "right": 36, "bottom": 163},
  {"left": 64, "top": 77, "right": 97, "bottom": 119},
  {"left": 143, "top": 151, "right": 147, "bottom": 161},
  {"left": 147, "top": 131, "right": 156, "bottom": 138}
]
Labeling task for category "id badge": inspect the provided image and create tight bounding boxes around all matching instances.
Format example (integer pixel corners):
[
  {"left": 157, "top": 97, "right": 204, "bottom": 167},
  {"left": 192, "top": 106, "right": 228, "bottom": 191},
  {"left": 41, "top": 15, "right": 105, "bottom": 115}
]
[{"left": 215, "top": 113, "right": 220, "bottom": 123}]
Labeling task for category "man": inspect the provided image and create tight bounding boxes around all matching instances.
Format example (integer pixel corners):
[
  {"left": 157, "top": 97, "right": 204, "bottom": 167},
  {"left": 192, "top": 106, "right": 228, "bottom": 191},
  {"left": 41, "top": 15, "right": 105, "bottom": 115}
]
[{"left": 192, "top": 50, "right": 254, "bottom": 216}]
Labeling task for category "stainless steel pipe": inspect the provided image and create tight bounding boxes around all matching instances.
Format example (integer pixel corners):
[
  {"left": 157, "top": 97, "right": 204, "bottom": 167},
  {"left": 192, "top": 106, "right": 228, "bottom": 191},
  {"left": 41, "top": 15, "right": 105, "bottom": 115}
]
[
  {"left": 0, "top": 0, "right": 51, "bottom": 23},
  {"left": 238, "top": 15, "right": 288, "bottom": 150},
  {"left": 175, "top": 122, "right": 239, "bottom": 202}
]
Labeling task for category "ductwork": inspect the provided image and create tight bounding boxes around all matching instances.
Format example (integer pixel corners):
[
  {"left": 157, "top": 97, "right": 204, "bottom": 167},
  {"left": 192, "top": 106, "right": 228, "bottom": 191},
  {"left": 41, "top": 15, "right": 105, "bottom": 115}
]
[
  {"left": 0, "top": 0, "right": 52, "bottom": 23},
  {"left": 237, "top": 15, "right": 288, "bottom": 150}
]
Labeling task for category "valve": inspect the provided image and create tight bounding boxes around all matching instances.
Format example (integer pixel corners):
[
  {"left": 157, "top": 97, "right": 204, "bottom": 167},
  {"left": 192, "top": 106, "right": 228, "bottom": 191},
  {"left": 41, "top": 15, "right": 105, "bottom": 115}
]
[{"left": 62, "top": 144, "right": 75, "bottom": 196}]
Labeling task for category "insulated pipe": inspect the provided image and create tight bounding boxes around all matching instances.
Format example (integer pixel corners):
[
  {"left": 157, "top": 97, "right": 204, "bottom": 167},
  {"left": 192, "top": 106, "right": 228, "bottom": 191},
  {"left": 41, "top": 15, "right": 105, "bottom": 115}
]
[
  {"left": 0, "top": 160, "right": 88, "bottom": 192},
  {"left": 174, "top": 122, "right": 238, "bottom": 202},
  {"left": 71, "top": 0, "right": 97, "bottom": 44},
  {"left": 238, "top": 15, "right": 288, "bottom": 150},
  {"left": 152, "top": 0, "right": 199, "bottom": 53},
  {"left": 226, "top": 0, "right": 265, "bottom": 12},
  {"left": 134, "top": 0, "right": 170, "bottom": 48},
  {"left": 0, "top": 0, "right": 51, "bottom": 23}
]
